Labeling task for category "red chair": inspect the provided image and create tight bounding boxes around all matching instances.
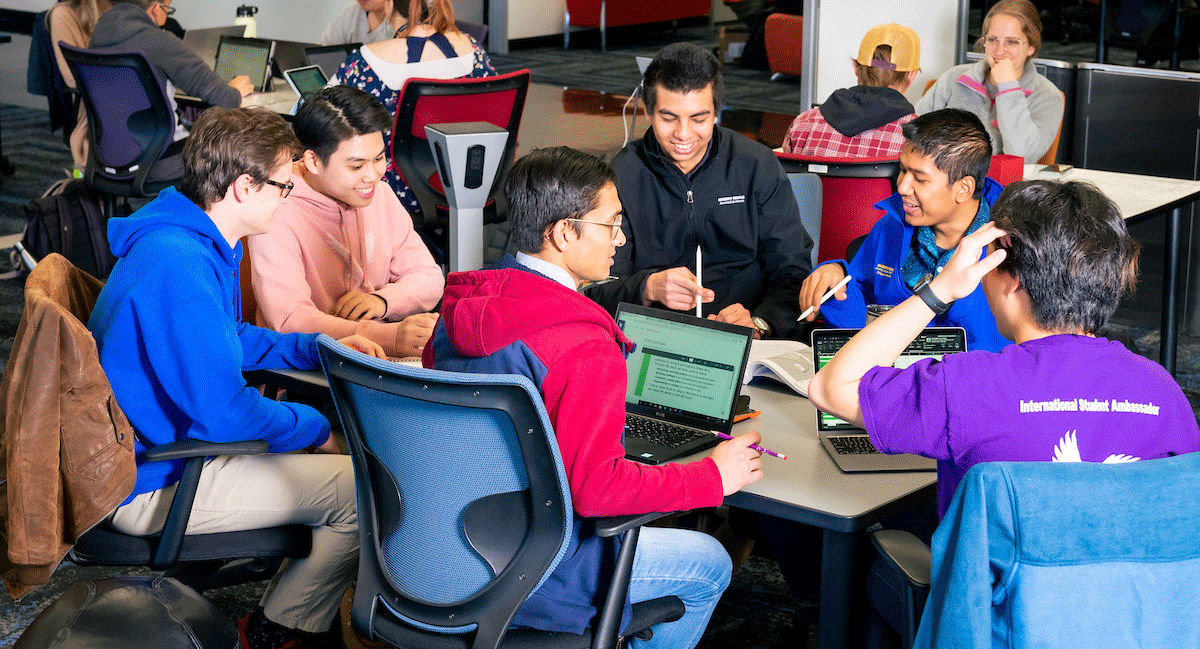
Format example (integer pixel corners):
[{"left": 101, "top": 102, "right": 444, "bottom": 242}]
[
  {"left": 765, "top": 13, "right": 804, "bottom": 80},
  {"left": 563, "top": 0, "right": 710, "bottom": 52},
  {"left": 776, "top": 152, "right": 900, "bottom": 264},
  {"left": 391, "top": 69, "right": 530, "bottom": 259}
]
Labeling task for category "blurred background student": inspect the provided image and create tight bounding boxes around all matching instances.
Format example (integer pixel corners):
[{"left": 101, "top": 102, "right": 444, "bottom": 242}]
[{"left": 916, "top": 0, "right": 1063, "bottom": 161}]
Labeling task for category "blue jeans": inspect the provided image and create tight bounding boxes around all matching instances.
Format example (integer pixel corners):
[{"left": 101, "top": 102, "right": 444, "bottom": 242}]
[{"left": 628, "top": 527, "right": 732, "bottom": 649}]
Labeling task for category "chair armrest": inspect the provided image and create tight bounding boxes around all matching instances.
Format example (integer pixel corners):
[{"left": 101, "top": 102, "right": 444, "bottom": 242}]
[
  {"left": 144, "top": 438, "right": 268, "bottom": 462},
  {"left": 869, "top": 528, "right": 931, "bottom": 590},
  {"left": 146, "top": 439, "right": 267, "bottom": 570},
  {"left": 592, "top": 511, "right": 677, "bottom": 538}
]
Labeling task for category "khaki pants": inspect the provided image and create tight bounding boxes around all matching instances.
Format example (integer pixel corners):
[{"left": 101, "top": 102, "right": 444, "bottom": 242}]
[{"left": 109, "top": 453, "right": 358, "bottom": 633}]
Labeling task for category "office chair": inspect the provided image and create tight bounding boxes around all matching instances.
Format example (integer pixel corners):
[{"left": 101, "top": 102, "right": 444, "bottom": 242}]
[
  {"left": 317, "top": 338, "right": 685, "bottom": 649},
  {"left": 776, "top": 153, "right": 899, "bottom": 263},
  {"left": 764, "top": 13, "right": 803, "bottom": 80},
  {"left": 59, "top": 43, "right": 181, "bottom": 216},
  {"left": 0, "top": 253, "right": 313, "bottom": 594},
  {"left": 866, "top": 453, "right": 1200, "bottom": 649},
  {"left": 391, "top": 69, "right": 530, "bottom": 263},
  {"left": 787, "top": 172, "right": 822, "bottom": 268}
]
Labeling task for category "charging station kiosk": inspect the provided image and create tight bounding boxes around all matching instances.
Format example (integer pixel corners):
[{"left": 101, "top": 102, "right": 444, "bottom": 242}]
[{"left": 424, "top": 122, "right": 510, "bottom": 272}]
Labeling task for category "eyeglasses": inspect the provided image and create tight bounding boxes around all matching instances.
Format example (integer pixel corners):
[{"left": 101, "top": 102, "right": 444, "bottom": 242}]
[
  {"left": 263, "top": 178, "right": 294, "bottom": 198},
  {"left": 156, "top": 1, "right": 175, "bottom": 15},
  {"left": 983, "top": 36, "right": 1026, "bottom": 51},
  {"left": 565, "top": 216, "right": 623, "bottom": 243}
]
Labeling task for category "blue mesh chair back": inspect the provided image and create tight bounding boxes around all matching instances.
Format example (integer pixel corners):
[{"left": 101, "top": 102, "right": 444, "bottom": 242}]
[
  {"left": 317, "top": 336, "right": 574, "bottom": 649},
  {"left": 59, "top": 43, "right": 178, "bottom": 199}
]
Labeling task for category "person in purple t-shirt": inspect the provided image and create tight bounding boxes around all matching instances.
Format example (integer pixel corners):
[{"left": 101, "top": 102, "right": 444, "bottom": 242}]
[{"left": 810, "top": 179, "right": 1200, "bottom": 517}]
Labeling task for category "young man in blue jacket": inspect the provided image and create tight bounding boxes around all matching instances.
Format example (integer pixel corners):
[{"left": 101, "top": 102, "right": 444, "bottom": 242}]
[
  {"left": 88, "top": 106, "right": 385, "bottom": 649},
  {"left": 798, "top": 108, "right": 1009, "bottom": 352}
]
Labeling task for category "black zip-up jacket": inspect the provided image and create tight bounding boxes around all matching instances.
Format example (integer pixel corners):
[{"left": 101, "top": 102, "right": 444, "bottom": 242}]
[{"left": 586, "top": 126, "right": 813, "bottom": 339}]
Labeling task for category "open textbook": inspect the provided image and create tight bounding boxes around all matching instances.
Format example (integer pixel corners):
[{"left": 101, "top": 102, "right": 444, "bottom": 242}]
[{"left": 741, "top": 339, "right": 814, "bottom": 396}]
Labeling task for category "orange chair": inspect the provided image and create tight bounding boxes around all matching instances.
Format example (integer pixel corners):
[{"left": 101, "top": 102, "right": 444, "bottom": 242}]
[
  {"left": 776, "top": 152, "right": 899, "bottom": 264},
  {"left": 765, "top": 13, "right": 804, "bottom": 80}
]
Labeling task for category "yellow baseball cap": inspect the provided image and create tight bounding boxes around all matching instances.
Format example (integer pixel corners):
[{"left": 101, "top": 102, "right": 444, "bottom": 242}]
[{"left": 856, "top": 23, "right": 921, "bottom": 72}]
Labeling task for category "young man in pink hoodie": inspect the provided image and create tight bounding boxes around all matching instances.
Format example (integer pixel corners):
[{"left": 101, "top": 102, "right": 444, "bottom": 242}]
[
  {"left": 424, "top": 147, "right": 764, "bottom": 648},
  {"left": 249, "top": 86, "right": 444, "bottom": 358}
]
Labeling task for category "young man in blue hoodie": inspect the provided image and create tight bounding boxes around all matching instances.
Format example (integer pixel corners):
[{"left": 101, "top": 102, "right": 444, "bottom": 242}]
[
  {"left": 88, "top": 106, "right": 385, "bottom": 649},
  {"left": 797, "top": 108, "right": 1010, "bottom": 353}
]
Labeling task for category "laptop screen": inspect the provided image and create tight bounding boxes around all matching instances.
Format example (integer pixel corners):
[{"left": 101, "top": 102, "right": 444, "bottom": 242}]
[
  {"left": 304, "top": 44, "right": 359, "bottom": 78},
  {"left": 616, "top": 303, "right": 753, "bottom": 429},
  {"left": 215, "top": 36, "right": 273, "bottom": 92},
  {"left": 284, "top": 65, "right": 328, "bottom": 97},
  {"left": 812, "top": 327, "right": 967, "bottom": 431}
]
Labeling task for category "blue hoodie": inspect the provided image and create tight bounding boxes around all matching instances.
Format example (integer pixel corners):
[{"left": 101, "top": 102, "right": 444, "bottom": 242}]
[
  {"left": 817, "top": 177, "right": 1010, "bottom": 353},
  {"left": 89, "top": 187, "right": 329, "bottom": 501}
]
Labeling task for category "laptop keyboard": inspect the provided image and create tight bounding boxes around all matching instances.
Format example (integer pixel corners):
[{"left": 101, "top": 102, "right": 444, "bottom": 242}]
[
  {"left": 828, "top": 435, "right": 882, "bottom": 455},
  {"left": 625, "top": 415, "right": 707, "bottom": 448}
]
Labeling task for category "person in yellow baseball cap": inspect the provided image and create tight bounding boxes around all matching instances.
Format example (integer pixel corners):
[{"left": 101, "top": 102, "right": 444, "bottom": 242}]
[{"left": 782, "top": 23, "right": 921, "bottom": 158}]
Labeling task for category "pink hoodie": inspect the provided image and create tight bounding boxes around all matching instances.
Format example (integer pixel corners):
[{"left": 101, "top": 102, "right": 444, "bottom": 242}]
[{"left": 249, "top": 173, "right": 444, "bottom": 356}]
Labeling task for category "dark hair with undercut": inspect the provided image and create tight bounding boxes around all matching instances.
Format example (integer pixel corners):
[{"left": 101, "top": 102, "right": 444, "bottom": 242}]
[
  {"left": 504, "top": 147, "right": 616, "bottom": 254},
  {"left": 991, "top": 180, "right": 1139, "bottom": 335},
  {"left": 642, "top": 42, "right": 724, "bottom": 115},
  {"left": 292, "top": 86, "right": 392, "bottom": 165},
  {"left": 901, "top": 108, "right": 992, "bottom": 199},
  {"left": 179, "top": 107, "right": 301, "bottom": 211}
]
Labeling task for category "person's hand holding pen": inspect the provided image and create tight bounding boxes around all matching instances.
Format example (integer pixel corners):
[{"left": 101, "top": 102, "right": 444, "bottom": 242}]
[
  {"left": 709, "top": 430, "right": 766, "bottom": 495},
  {"left": 797, "top": 265, "right": 852, "bottom": 321},
  {"left": 643, "top": 267, "right": 715, "bottom": 311}
]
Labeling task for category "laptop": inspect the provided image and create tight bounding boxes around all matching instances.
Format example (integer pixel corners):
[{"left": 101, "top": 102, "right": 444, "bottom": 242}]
[
  {"left": 615, "top": 303, "right": 754, "bottom": 465},
  {"left": 182, "top": 25, "right": 246, "bottom": 69},
  {"left": 214, "top": 35, "right": 275, "bottom": 93},
  {"left": 271, "top": 39, "right": 311, "bottom": 79},
  {"left": 811, "top": 327, "right": 967, "bottom": 472},
  {"left": 283, "top": 65, "right": 328, "bottom": 113},
  {"left": 304, "top": 43, "right": 360, "bottom": 79}
]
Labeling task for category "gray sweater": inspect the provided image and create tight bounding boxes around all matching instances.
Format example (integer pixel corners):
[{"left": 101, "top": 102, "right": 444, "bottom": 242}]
[
  {"left": 90, "top": 2, "right": 240, "bottom": 138},
  {"left": 916, "top": 59, "right": 1063, "bottom": 162}
]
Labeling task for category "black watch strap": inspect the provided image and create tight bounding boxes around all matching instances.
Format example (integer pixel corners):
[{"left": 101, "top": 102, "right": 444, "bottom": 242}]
[{"left": 914, "top": 274, "right": 952, "bottom": 315}]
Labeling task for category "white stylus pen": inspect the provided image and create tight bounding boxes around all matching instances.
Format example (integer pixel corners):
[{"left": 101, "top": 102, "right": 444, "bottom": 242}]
[
  {"left": 797, "top": 274, "right": 853, "bottom": 321},
  {"left": 695, "top": 245, "right": 703, "bottom": 318}
]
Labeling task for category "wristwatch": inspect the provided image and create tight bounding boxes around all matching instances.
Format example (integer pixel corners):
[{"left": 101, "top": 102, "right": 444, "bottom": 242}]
[
  {"left": 751, "top": 316, "right": 773, "bottom": 338},
  {"left": 913, "top": 273, "right": 952, "bottom": 316}
]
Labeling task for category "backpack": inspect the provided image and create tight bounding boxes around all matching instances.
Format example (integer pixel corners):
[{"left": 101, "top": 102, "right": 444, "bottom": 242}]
[{"left": 22, "top": 179, "right": 119, "bottom": 279}]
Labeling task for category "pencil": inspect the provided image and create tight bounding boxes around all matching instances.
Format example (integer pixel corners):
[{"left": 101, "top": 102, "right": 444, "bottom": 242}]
[
  {"left": 711, "top": 430, "right": 787, "bottom": 459},
  {"left": 797, "top": 274, "right": 853, "bottom": 321}
]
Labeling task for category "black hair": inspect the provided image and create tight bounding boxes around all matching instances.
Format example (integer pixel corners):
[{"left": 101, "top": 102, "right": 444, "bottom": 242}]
[
  {"left": 991, "top": 180, "right": 1139, "bottom": 335},
  {"left": 504, "top": 147, "right": 616, "bottom": 254},
  {"left": 901, "top": 108, "right": 992, "bottom": 199},
  {"left": 292, "top": 86, "right": 392, "bottom": 165},
  {"left": 642, "top": 42, "right": 724, "bottom": 115}
]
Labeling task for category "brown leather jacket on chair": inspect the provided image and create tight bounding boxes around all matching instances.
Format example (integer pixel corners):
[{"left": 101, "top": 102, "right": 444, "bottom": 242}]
[{"left": 0, "top": 253, "right": 135, "bottom": 599}]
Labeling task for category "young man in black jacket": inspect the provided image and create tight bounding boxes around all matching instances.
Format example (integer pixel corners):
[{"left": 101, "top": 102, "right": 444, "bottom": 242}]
[{"left": 585, "top": 42, "right": 813, "bottom": 340}]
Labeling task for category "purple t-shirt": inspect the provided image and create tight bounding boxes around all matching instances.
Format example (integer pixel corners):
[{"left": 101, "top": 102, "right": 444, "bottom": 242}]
[{"left": 861, "top": 334, "right": 1200, "bottom": 516}]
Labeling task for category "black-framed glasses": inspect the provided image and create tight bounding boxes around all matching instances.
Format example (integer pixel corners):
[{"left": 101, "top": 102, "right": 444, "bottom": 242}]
[
  {"left": 561, "top": 214, "right": 624, "bottom": 239},
  {"left": 263, "top": 179, "right": 294, "bottom": 198}
]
